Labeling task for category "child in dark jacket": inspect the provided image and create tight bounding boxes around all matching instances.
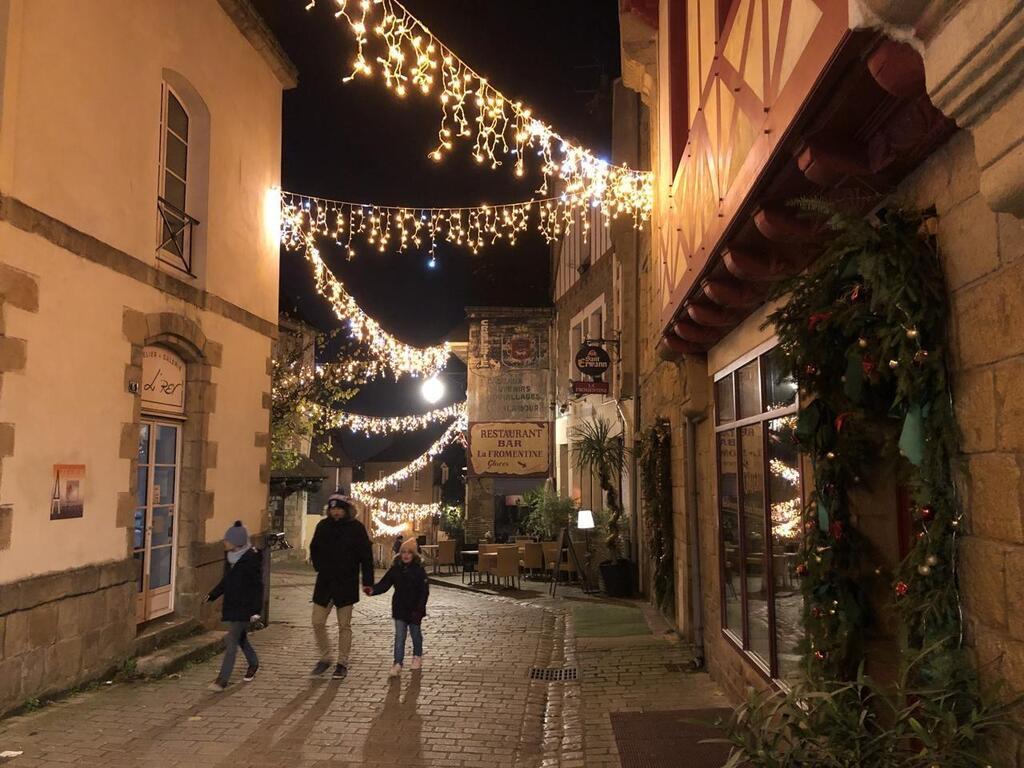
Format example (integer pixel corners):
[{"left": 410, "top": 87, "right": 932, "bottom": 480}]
[
  {"left": 204, "top": 521, "right": 263, "bottom": 690},
  {"left": 365, "top": 537, "right": 429, "bottom": 678}
]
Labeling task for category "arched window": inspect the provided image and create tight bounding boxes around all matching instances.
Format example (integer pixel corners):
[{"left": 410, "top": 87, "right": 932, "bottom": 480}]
[{"left": 156, "top": 72, "right": 210, "bottom": 280}]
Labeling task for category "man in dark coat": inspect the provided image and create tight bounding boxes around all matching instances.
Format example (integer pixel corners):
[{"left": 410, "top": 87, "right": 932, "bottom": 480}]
[{"left": 309, "top": 492, "right": 373, "bottom": 679}]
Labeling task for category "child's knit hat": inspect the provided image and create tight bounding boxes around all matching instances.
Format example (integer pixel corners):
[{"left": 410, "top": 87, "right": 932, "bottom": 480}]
[
  {"left": 399, "top": 537, "right": 419, "bottom": 555},
  {"left": 224, "top": 520, "right": 249, "bottom": 548}
]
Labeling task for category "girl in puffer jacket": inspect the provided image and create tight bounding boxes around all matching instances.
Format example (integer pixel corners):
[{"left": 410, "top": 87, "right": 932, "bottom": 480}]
[{"left": 365, "top": 537, "right": 429, "bottom": 678}]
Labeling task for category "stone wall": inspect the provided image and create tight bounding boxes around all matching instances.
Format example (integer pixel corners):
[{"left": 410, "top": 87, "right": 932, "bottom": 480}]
[
  {"left": 0, "top": 559, "right": 136, "bottom": 715},
  {"left": 898, "top": 129, "right": 1024, "bottom": 762}
]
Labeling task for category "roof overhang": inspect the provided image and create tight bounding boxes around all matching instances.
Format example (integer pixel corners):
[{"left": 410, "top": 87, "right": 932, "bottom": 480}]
[{"left": 217, "top": 0, "right": 299, "bottom": 90}]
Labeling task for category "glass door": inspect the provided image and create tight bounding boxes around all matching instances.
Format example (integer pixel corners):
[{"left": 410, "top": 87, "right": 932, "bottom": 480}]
[{"left": 134, "top": 420, "right": 181, "bottom": 622}]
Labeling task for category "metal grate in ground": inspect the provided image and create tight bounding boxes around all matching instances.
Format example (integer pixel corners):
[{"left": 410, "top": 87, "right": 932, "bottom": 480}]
[
  {"left": 611, "top": 708, "right": 733, "bottom": 767},
  {"left": 528, "top": 666, "right": 578, "bottom": 682}
]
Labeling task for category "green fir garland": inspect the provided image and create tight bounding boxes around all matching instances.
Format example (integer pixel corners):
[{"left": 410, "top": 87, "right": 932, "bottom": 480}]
[
  {"left": 640, "top": 419, "right": 674, "bottom": 613},
  {"left": 767, "top": 199, "right": 973, "bottom": 691}
]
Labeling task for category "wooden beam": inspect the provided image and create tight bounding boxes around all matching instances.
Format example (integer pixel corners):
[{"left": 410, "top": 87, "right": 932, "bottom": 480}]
[
  {"left": 659, "top": 333, "right": 706, "bottom": 359},
  {"left": 672, "top": 319, "right": 722, "bottom": 343},
  {"left": 867, "top": 39, "right": 925, "bottom": 98},
  {"left": 686, "top": 302, "right": 739, "bottom": 327},
  {"left": 702, "top": 277, "right": 765, "bottom": 308},
  {"left": 795, "top": 139, "right": 870, "bottom": 186},
  {"left": 753, "top": 204, "right": 821, "bottom": 243},
  {"left": 722, "top": 247, "right": 789, "bottom": 282}
]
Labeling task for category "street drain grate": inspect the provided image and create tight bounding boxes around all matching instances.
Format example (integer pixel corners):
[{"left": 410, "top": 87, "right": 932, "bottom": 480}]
[
  {"left": 529, "top": 666, "right": 578, "bottom": 681},
  {"left": 664, "top": 663, "right": 686, "bottom": 673}
]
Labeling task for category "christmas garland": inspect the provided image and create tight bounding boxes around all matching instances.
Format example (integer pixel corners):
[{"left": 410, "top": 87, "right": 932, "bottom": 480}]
[
  {"left": 640, "top": 420, "right": 675, "bottom": 613},
  {"left": 766, "top": 199, "right": 973, "bottom": 691}
]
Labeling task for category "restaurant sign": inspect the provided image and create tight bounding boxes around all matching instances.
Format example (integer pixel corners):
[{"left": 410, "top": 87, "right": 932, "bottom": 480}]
[
  {"left": 468, "top": 422, "right": 551, "bottom": 477},
  {"left": 141, "top": 346, "right": 186, "bottom": 415}
]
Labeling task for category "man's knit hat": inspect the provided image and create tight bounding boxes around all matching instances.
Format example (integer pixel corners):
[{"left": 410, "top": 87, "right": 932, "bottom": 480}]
[
  {"left": 327, "top": 492, "right": 353, "bottom": 512},
  {"left": 224, "top": 520, "right": 249, "bottom": 548}
]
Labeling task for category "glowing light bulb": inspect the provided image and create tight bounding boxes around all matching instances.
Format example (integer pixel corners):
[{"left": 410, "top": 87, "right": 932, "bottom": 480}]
[{"left": 421, "top": 376, "right": 445, "bottom": 404}]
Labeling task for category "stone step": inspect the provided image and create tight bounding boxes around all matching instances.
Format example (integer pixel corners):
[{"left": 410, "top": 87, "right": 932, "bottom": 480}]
[
  {"left": 133, "top": 615, "right": 200, "bottom": 657},
  {"left": 134, "top": 631, "right": 224, "bottom": 678}
]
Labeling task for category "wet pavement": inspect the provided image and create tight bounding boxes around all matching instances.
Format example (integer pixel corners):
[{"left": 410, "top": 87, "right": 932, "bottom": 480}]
[{"left": 0, "top": 565, "right": 729, "bottom": 767}]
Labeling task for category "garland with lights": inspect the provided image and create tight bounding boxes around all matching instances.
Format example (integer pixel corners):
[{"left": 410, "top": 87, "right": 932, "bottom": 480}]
[
  {"left": 305, "top": 0, "right": 653, "bottom": 225},
  {"left": 302, "top": 238, "right": 450, "bottom": 380},
  {"left": 318, "top": 401, "right": 466, "bottom": 436},
  {"left": 351, "top": 413, "right": 467, "bottom": 496},
  {"left": 639, "top": 419, "right": 674, "bottom": 614},
  {"left": 282, "top": 191, "right": 588, "bottom": 258},
  {"left": 725, "top": 200, "right": 1013, "bottom": 764}
]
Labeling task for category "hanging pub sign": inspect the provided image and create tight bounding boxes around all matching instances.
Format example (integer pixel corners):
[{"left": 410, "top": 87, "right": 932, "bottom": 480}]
[{"left": 572, "top": 343, "right": 611, "bottom": 395}]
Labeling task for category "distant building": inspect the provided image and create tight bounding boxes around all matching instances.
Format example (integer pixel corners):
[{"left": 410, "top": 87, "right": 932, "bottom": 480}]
[
  {"left": 0, "top": 0, "right": 294, "bottom": 714},
  {"left": 360, "top": 434, "right": 442, "bottom": 545}
]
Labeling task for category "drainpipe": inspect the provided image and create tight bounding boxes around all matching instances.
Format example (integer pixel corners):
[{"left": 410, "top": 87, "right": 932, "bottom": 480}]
[{"left": 685, "top": 410, "right": 707, "bottom": 668}]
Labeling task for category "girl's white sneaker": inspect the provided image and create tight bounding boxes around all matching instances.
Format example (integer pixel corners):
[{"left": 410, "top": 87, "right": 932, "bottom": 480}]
[
  {"left": 388, "top": 663, "right": 402, "bottom": 678},
  {"left": 410, "top": 656, "right": 422, "bottom": 670}
]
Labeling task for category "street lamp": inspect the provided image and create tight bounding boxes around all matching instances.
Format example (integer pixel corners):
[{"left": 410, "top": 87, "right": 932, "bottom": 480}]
[
  {"left": 577, "top": 509, "right": 595, "bottom": 588},
  {"left": 421, "top": 375, "right": 446, "bottom": 404}
]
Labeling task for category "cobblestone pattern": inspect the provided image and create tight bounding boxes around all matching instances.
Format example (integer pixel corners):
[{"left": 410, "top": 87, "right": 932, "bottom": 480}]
[{"left": 0, "top": 572, "right": 559, "bottom": 767}]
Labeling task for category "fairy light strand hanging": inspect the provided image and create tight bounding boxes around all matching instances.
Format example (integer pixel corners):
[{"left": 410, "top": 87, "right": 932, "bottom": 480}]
[
  {"left": 351, "top": 413, "right": 467, "bottom": 495},
  {"left": 281, "top": 191, "right": 585, "bottom": 258},
  {"left": 313, "top": 401, "right": 466, "bottom": 436},
  {"left": 304, "top": 0, "right": 653, "bottom": 223},
  {"left": 303, "top": 237, "right": 450, "bottom": 380}
]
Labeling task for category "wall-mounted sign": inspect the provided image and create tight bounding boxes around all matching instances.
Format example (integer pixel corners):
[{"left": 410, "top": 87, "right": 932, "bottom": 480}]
[
  {"left": 571, "top": 379, "right": 610, "bottom": 396},
  {"left": 574, "top": 344, "right": 611, "bottom": 378},
  {"left": 468, "top": 315, "right": 552, "bottom": 422},
  {"left": 51, "top": 464, "right": 85, "bottom": 520},
  {"left": 142, "top": 346, "right": 186, "bottom": 415},
  {"left": 468, "top": 422, "right": 551, "bottom": 477}
]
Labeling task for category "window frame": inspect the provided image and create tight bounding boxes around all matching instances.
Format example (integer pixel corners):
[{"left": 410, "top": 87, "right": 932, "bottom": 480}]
[
  {"left": 714, "top": 338, "right": 803, "bottom": 682},
  {"left": 157, "top": 82, "right": 192, "bottom": 271}
]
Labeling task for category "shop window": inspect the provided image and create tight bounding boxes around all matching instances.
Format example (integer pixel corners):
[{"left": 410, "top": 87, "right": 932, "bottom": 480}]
[{"left": 715, "top": 343, "right": 802, "bottom": 681}]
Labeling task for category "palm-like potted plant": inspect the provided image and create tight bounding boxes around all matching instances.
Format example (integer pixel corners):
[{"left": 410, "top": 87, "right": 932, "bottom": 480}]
[{"left": 571, "top": 417, "right": 632, "bottom": 596}]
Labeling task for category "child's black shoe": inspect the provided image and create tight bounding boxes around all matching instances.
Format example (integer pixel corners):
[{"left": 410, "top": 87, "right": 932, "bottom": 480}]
[
  {"left": 244, "top": 664, "right": 259, "bottom": 682},
  {"left": 310, "top": 660, "right": 332, "bottom": 676},
  {"left": 332, "top": 663, "right": 348, "bottom": 680}
]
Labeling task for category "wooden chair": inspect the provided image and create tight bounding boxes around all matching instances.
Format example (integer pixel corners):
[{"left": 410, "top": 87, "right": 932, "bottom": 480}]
[
  {"left": 478, "top": 543, "right": 498, "bottom": 583},
  {"left": 494, "top": 546, "right": 521, "bottom": 590},
  {"left": 544, "top": 541, "right": 578, "bottom": 582},
  {"left": 520, "top": 542, "right": 544, "bottom": 578},
  {"left": 436, "top": 539, "right": 457, "bottom": 576}
]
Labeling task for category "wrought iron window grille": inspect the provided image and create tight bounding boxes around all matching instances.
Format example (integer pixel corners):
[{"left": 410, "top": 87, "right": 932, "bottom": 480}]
[{"left": 157, "top": 196, "right": 200, "bottom": 277}]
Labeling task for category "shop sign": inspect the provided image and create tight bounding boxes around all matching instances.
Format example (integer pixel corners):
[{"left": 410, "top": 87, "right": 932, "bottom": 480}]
[
  {"left": 574, "top": 344, "right": 611, "bottom": 378},
  {"left": 142, "top": 346, "right": 186, "bottom": 415},
  {"left": 571, "top": 379, "right": 610, "bottom": 395},
  {"left": 468, "top": 422, "right": 551, "bottom": 477}
]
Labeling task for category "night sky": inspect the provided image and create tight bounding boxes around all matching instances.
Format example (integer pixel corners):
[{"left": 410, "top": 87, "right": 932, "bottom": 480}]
[{"left": 253, "top": 0, "right": 622, "bottom": 461}]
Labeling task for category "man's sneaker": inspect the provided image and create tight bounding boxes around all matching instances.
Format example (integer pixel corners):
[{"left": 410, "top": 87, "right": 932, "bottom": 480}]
[
  {"left": 311, "top": 660, "right": 332, "bottom": 676},
  {"left": 332, "top": 663, "right": 348, "bottom": 680},
  {"left": 207, "top": 679, "right": 228, "bottom": 691},
  {"left": 388, "top": 663, "right": 402, "bottom": 678},
  {"left": 410, "top": 656, "right": 422, "bottom": 670},
  {"left": 243, "top": 664, "right": 259, "bottom": 682}
]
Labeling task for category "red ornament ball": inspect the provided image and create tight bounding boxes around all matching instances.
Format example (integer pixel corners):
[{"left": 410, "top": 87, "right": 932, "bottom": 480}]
[
  {"left": 919, "top": 505, "right": 935, "bottom": 521},
  {"left": 805, "top": 363, "right": 818, "bottom": 376},
  {"left": 795, "top": 562, "right": 809, "bottom": 577},
  {"left": 895, "top": 581, "right": 909, "bottom": 597},
  {"left": 814, "top": 649, "right": 827, "bottom": 660},
  {"left": 829, "top": 521, "right": 845, "bottom": 541}
]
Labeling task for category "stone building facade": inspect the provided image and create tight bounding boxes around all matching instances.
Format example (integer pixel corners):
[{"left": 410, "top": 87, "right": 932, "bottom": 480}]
[
  {"left": 0, "top": 0, "right": 294, "bottom": 714},
  {"left": 620, "top": 2, "right": 1024, "bottom": 759}
]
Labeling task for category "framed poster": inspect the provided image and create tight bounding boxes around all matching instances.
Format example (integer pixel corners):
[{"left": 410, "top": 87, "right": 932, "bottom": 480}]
[{"left": 51, "top": 464, "right": 85, "bottom": 520}]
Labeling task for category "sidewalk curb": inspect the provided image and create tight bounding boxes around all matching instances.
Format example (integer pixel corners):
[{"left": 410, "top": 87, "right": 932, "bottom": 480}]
[{"left": 134, "top": 631, "right": 225, "bottom": 678}]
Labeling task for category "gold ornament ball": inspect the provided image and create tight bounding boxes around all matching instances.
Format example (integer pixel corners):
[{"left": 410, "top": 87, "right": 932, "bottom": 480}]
[
  {"left": 826, "top": 451, "right": 836, "bottom": 460},
  {"left": 858, "top": 338, "right": 868, "bottom": 349},
  {"left": 917, "top": 564, "right": 932, "bottom": 576},
  {"left": 925, "top": 554, "right": 939, "bottom": 567},
  {"left": 888, "top": 359, "right": 899, "bottom": 369},
  {"left": 906, "top": 328, "right": 918, "bottom": 339}
]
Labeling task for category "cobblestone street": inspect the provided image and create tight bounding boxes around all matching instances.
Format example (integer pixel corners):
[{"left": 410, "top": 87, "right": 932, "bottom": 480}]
[{"left": 0, "top": 568, "right": 728, "bottom": 767}]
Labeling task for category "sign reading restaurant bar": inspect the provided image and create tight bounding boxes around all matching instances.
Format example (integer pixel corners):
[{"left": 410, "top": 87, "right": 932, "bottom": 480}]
[
  {"left": 467, "top": 309, "right": 553, "bottom": 477},
  {"left": 469, "top": 422, "right": 551, "bottom": 477}
]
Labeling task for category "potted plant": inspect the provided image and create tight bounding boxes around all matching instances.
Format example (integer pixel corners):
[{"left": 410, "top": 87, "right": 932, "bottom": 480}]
[
  {"left": 571, "top": 417, "right": 632, "bottom": 596},
  {"left": 522, "top": 484, "right": 576, "bottom": 540}
]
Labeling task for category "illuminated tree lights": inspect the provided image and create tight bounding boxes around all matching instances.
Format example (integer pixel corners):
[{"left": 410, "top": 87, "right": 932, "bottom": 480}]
[
  {"left": 303, "top": 238, "right": 450, "bottom": 380},
  {"left": 304, "top": 0, "right": 653, "bottom": 223},
  {"left": 318, "top": 401, "right": 466, "bottom": 436}
]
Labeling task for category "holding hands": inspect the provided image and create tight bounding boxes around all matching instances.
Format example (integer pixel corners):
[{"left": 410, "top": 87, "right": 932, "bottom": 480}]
[{"left": 363, "top": 586, "right": 373, "bottom": 596}]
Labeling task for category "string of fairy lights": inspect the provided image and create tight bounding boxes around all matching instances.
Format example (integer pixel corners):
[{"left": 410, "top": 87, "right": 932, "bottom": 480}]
[
  {"left": 315, "top": 401, "right": 466, "bottom": 436},
  {"left": 288, "top": 1, "right": 655, "bottom": 533},
  {"left": 303, "top": 0, "right": 653, "bottom": 224},
  {"left": 281, "top": 191, "right": 594, "bottom": 259}
]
